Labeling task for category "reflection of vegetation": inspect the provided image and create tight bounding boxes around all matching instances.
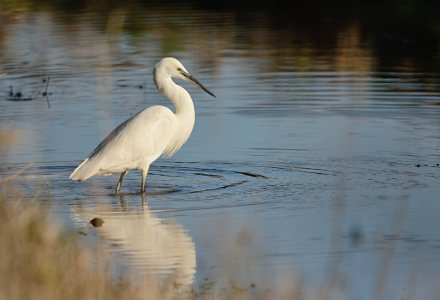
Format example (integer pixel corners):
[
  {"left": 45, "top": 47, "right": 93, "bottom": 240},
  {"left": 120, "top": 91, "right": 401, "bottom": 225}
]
[
  {"left": 1, "top": 0, "right": 439, "bottom": 71},
  {"left": 359, "top": 0, "right": 440, "bottom": 68}
]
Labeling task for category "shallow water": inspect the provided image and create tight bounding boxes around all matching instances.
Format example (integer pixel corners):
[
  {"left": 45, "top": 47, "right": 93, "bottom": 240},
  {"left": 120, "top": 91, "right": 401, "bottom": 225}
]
[{"left": 1, "top": 4, "right": 440, "bottom": 299}]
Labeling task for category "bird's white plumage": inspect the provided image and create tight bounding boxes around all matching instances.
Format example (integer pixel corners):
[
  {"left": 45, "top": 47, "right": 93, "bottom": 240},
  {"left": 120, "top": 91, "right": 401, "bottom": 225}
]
[{"left": 70, "top": 57, "right": 215, "bottom": 193}]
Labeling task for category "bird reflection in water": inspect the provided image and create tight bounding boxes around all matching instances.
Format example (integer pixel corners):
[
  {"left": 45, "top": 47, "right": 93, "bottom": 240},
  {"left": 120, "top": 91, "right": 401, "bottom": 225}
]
[{"left": 71, "top": 194, "right": 196, "bottom": 288}]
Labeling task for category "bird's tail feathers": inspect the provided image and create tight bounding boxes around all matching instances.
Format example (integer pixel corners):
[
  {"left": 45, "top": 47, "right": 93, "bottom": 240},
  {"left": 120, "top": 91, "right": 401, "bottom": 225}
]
[{"left": 69, "top": 158, "right": 97, "bottom": 182}]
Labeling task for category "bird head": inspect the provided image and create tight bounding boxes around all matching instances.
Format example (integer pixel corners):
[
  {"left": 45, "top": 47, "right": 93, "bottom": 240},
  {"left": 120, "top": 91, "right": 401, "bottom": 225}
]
[{"left": 154, "top": 57, "right": 216, "bottom": 98}]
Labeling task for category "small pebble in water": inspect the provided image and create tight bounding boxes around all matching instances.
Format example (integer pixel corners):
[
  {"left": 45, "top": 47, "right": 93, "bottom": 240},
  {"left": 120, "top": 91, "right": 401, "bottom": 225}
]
[{"left": 90, "top": 217, "right": 104, "bottom": 227}]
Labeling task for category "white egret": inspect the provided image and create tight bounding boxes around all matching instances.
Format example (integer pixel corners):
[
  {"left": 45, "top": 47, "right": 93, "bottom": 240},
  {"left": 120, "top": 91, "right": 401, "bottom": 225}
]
[{"left": 70, "top": 57, "right": 215, "bottom": 193}]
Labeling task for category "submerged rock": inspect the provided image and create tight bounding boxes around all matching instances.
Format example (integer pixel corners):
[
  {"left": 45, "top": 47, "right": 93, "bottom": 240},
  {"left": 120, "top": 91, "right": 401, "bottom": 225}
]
[{"left": 90, "top": 217, "right": 104, "bottom": 227}]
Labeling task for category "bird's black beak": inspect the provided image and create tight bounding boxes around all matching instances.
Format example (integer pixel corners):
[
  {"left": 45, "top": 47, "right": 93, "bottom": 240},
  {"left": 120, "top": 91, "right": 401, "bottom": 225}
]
[{"left": 181, "top": 71, "right": 216, "bottom": 98}]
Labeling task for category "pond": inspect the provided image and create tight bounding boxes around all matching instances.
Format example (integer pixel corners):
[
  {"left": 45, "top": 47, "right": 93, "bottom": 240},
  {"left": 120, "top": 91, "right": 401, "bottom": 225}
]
[{"left": 1, "top": 2, "right": 440, "bottom": 299}]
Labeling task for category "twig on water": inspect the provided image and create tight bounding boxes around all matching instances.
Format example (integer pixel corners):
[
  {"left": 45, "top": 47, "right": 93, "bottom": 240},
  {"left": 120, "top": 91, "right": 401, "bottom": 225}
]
[
  {"left": 42, "top": 76, "right": 51, "bottom": 108},
  {"left": 6, "top": 86, "right": 32, "bottom": 101},
  {"left": 42, "top": 77, "right": 50, "bottom": 96}
]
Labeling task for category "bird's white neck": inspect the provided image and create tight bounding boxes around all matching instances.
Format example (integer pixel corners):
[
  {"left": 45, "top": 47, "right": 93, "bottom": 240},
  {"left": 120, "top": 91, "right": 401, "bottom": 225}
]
[
  {"left": 155, "top": 76, "right": 195, "bottom": 118},
  {"left": 154, "top": 74, "right": 195, "bottom": 154}
]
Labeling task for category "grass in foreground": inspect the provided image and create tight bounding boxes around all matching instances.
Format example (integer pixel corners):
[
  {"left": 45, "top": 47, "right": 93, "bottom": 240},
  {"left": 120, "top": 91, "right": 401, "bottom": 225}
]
[
  {"left": 0, "top": 185, "right": 306, "bottom": 300},
  {"left": 0, "top": 190, "right": 305, "bottom": 300},
  {"left": 0, "top": 188, "right": 138, "bottom": 300}
]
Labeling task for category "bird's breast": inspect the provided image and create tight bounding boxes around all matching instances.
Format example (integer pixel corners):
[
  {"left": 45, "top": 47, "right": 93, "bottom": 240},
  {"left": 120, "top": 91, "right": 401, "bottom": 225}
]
[{"left": 162, "top": 111, "right": 195, "bottom": 158}]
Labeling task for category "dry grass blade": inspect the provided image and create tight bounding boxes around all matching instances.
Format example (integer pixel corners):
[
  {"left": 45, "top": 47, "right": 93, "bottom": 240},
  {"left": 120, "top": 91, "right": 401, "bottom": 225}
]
[{"left": 0, "top": 162, "right": 33, "bottom": 183}]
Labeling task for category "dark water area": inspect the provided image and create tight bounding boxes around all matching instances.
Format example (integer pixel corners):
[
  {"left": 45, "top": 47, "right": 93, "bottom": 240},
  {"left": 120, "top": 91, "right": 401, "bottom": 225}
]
[{"left": 1, "top": 1, "right": 440, "bottom": 299}]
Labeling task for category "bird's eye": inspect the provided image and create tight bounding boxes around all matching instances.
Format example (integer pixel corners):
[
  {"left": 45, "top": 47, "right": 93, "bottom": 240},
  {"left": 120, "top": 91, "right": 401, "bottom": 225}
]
[{"left": 177, "top": 67, "right": 182, "bottom": 72}]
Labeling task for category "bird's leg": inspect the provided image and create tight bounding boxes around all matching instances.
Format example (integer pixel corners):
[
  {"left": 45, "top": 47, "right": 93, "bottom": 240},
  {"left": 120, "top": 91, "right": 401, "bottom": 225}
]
[
  {"left": 141, "top": 165, "right": 150, "bottom": 193},
  {"left": 141, "top": 193, "right": 147, "bottom": 207},
  {"left": 115, "top": 171, "right": 128, "bottom": 194}
]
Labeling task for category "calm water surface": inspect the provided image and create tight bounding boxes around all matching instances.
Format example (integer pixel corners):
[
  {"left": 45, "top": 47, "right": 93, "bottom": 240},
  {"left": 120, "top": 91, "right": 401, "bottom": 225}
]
[{"left": 1, "top": 5, "right": 440, "bottom": 299}]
